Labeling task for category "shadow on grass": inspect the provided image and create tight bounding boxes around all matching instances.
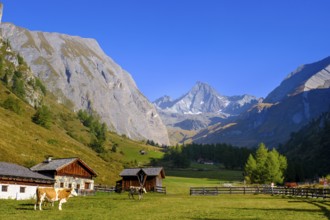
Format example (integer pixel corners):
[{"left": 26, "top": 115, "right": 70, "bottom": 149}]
[
  {"left": 220, "top": 199, "right": 330, "bottom": 220},
  {"left": 16, "top": 203, "right": 34, "bottom": 210},
  {"left": 288, "top": 199, "right": 330, "bottom": 220}
]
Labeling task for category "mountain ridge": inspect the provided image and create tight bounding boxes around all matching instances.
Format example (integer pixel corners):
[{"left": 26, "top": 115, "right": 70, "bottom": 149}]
[
  {"left": 153, "top": 81, "right": 260, "bottom": 134},
  {"left": 1, "top": 22, "right": 170, "bottom": 146},
  {"left": 193, "top": 56, "right": 330, "bottom": 147}
]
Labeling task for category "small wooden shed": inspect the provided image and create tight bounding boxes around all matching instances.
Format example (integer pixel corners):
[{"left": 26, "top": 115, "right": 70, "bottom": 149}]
[
  {"left": 117, "top": 167, "right": 165, "bottom": 192},
  {"left": 30, "top": 157, "right": 97, "bottom": 191}
]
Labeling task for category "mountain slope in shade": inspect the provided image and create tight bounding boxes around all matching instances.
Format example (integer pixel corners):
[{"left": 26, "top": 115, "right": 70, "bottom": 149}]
[
  {"left": 193, "top": 56, "right": 330, "bottom": 147},
  {"left": 1, "top": 23, "right": 169, "bottom": 145}
]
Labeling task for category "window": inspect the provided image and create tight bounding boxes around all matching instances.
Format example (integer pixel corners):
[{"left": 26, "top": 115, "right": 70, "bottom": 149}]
[
  {"left": 76, "top": 184, "right": 80, "bottom": 189},
  {"left": 1, "top": 185, "right": 8, "bottom": 192},
  {"left": 68, "top": 183, "right": 72, "bottom": 188},
  {"left": 60, "top": 182, "right": 64, "bottom": 188},
  {"left": 20, "top": 187, "right": 26, "bottom": 193}
]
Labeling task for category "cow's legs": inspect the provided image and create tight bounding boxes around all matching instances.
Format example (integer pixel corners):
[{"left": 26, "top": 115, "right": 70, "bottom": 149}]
[
  {"left": 58, "top": 198, "right": 67, "bottom": 210},
  {"left": 128, "top": 191, "right": 135, "bottom": 199},
  {"left": 35, "top": 193, "right": 46, "bottom": 211}
]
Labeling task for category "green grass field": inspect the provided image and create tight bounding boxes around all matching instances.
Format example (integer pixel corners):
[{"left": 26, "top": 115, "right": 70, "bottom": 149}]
[
  {"left": 1, "top": 174, "right": 329, "bottom": 220},
  {"left": 1, "top": 191, "right": 329, "bottom": 220}
]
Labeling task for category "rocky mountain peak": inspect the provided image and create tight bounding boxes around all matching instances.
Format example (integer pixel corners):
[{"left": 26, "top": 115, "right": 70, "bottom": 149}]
[
  {"left": 153, "top": 81, "right": 260, "bottom": 132},
  {"left": 153, "top": 95, "right": 173, "bottom": 109}
]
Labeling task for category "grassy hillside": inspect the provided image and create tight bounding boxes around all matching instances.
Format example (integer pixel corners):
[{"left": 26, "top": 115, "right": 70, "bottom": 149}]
[
  {"left": 167, "top": 127, "right": 196, "bottom": 145},
  {"left": 0, "top": 83, "right": 163, "bottom": 185}
]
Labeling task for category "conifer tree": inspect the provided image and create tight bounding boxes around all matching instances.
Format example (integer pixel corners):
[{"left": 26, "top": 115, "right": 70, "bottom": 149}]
[
  {"left": 244, "top": 143, "right": 287, "bottom": 184},
  {"left": 244, "top": 154, "right": 257, "bottom": 184}
]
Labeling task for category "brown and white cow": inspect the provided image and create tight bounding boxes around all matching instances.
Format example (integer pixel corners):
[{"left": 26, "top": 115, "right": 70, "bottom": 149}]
[{"left": 34, "top": 187, "right": 78, "bottom": 211}]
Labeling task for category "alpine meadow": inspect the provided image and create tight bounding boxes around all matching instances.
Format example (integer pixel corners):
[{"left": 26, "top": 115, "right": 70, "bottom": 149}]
[{"left": 0, "top": 1, "right": 330, "bottom": 220}]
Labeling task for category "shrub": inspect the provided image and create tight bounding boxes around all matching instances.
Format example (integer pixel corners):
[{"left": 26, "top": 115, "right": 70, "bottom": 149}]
[
  {"left": 32, "top": 105, "right": 52, "bottom": 128},
  {"left": 35, "top": 78, "right": 46, "bottom": 95},
  {"left": 12, "top": 76, "right": 25, "bottom": 99},
  {"left": 2, "top": 96, "right": 23, "bottom": 114}
]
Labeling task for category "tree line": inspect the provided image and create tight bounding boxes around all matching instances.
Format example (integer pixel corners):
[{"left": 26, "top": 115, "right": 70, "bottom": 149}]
[{"left": 157, "top": 143, "right": 254, "bottom": 169}]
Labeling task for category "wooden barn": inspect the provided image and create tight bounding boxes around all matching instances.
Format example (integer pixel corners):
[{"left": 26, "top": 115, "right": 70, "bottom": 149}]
[
  {"left": 30, "top": 157, "right": 97, "bottom": 192},
  {"left": 117, "top": 167, "right": 165, "bottom": 192},
  {"left": 0, "top": 162, "right": 54, "bottom": 200}
]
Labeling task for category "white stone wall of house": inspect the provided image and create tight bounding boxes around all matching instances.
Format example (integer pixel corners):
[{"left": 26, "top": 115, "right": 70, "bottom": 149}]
[
  {"left": 54, "top": 176, "right": 94, "bottom": 190},
  {"left": 0, "top": 183, "right": 38, "bottom": 200}
]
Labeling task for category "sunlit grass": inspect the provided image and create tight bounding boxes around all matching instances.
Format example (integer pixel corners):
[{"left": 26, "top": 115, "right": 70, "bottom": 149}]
[
  {"left": 0, "top": 173, "right": 329, "bottom": 219},
  {"left": 0, "top": 192, "right": 329, "bottom": 220}
]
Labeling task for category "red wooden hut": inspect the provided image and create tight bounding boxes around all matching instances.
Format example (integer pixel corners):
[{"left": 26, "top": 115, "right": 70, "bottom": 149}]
[{"left": 117, "top": 167, "right": 165, "bottom": 192}]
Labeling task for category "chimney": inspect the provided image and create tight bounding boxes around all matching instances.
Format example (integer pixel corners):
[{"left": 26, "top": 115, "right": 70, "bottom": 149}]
[{"left": 44, "top": 155, "right": 53, "bottom": 163}]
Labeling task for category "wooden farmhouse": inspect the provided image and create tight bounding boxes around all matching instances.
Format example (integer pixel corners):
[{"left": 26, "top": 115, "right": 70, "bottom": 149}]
[
  {"left": 0, "top": 162, "right": 54, "bottom": 200},
  {"left": 30, "top": 157, "right": 97, "bottom": 192},
  {"left": 117, "top": 167, "right": 165, "bottom": 192}
]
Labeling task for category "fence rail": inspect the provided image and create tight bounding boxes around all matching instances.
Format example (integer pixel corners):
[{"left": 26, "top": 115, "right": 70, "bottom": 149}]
[
  {"left": 154, "top": 186, "right": 166, "bottom": 194},
  {"left": 77, "top": 189, "right": 96, "bottom": 196},
  {"left": 190, "top": 186, "right": 330, "bottom": 199},
  {"left": 94, "top": 185, "right": 115, "bottom": 193}
]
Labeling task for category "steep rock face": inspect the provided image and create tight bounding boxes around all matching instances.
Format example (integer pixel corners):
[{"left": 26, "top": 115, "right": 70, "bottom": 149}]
[{"left": 1, "top": 23, "right": 169, "bottom": 145}]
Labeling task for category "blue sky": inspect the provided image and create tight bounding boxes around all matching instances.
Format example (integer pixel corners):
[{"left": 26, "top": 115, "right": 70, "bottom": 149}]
[{"left": 2, "top": 0, "right": 330, "bottom": 101}]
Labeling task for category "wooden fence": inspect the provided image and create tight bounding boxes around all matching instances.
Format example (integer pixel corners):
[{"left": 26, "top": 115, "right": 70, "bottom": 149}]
[
  {"left": 94, "top": 185, "right": 166, "bottom": 194},
  {"left": 153, "top": 186, "right": 166, "bottom": 194},
  {"left": 190, "top": 186, "right": 330, "bottom": 199},
  {"left": 94, "top": 185, "right": 115, "bottom": 193},
  {"left": 77, "top": 189, "right": 96, "bottom": 196}
]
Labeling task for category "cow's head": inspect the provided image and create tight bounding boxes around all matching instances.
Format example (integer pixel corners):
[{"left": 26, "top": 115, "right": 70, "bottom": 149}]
[
  {"left": 141, "top": 187, "right": 147, "bottom": 194},
  {"left": 69, "top": 187, "right": 78, "bottom": 197}
]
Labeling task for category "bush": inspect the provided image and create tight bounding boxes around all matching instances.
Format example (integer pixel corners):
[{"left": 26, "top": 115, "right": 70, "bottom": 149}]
[
  {"left": 17, "top": 54, "right": 25, "bottom": 65},
  {"left": 35, "top": 78, "right": 46, "bottom": 95},
  {"left": 2, "top": 96, "right": 23, "bottom": 114},
  {"left": 12, "top": 76, "right": 25, "bottom": 99},
  {"left": 32, "top": 105, "right": 52, "bottom": 128},
  {"left": 89, "top": 138, "right": 105, "bottom": 153}
]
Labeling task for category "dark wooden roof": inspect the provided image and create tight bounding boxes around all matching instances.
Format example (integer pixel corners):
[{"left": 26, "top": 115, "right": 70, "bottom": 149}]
[
  {"left": 120, "top": 167, "right": 165, "bottom": 178},
  {"left": 30, "top": 157, "right": 97, "bottom": 177},
  {"left": 0, "top": 162, "right": 54, "bottom": 182}
]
